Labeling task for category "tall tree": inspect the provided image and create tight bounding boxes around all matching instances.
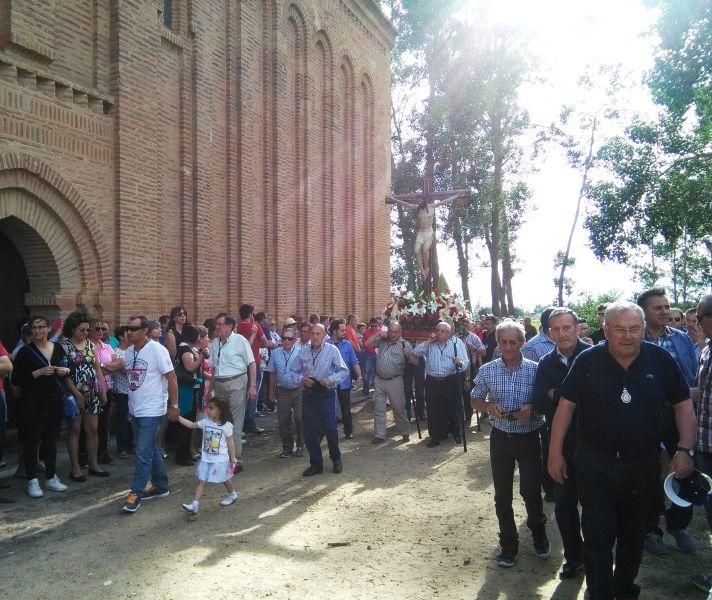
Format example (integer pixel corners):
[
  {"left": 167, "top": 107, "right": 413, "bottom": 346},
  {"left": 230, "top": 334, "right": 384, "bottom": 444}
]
[{"left": 584, "top": 0, "right": 712, "bottom": 294}]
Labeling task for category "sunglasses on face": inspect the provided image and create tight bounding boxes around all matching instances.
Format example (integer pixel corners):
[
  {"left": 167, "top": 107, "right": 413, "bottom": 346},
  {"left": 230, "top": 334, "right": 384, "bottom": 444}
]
[
  {"left": 126, "top": 325, "right": 145, "bottom": 332},
  {"left": 282, "top": 336, "right": 295, "bottom": 341},
  {"left": 177, "top": 312, "right": 187, "bottom": 317},
  {"left": 95, "top": 326, "right": 108, "bottom": 331}
]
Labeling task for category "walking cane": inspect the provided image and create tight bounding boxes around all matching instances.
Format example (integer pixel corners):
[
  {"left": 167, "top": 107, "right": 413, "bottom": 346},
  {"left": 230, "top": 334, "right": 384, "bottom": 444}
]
[
  {"left": 455, "top": 362, "right": 467, "bottom": 452},
  {"left": 412, "top": 392, "right": 422, "bottom": 439}
]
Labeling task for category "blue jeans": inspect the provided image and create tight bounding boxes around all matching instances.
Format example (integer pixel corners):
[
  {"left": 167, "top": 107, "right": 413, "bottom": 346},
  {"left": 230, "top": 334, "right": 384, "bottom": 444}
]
[
  {"left": 362, "top": 353, "right": 376, "bottom": 392},
  {"left": 302, "top": 388, "right": 341, "bottom": 468},
  {"left": 244, "top": 369, "right": 263, "bottom": 430},
  {"left": 130, "top": 415, "right": 169, "bottom": 495},
  {"left": 0, "top": 389, "right": 5, "bottom": 463},
  {"left": 115, "top": 393, "right": 134, "bottom": 453}
]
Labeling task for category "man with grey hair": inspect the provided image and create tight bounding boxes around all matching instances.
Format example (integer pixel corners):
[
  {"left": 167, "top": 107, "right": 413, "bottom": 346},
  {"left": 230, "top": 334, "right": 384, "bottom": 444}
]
[
  {"left": 471, "top": 320, "right": 549, "bottom": 568},
  {"left": 412, "top": 321, "right": 469, "bottom": 448},
  {"left": 364, "top": 321, "right": 417, "bottom": 443},
  {"left": 533, "top": 307, "right": 590, "bottom": 579},
  {"left": 549, "top": 300, "right": 695, "bottom": 600}
]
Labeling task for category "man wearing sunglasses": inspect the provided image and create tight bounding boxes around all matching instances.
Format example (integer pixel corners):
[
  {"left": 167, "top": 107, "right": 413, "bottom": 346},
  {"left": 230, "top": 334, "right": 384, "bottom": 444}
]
[
  {"left": 121, "top": 315, "right": 178, "bottom": 513},
  {"left": 266, "top": 328, "right": 304, "bottom": 458},
  {"left": 636, "top": 287, "right": 699, "bottom": 555}
]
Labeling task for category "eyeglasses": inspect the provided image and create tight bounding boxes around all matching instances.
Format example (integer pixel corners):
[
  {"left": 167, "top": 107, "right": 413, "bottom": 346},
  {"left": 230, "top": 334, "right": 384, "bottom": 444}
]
[
  {"left": 94, "top": 326, "right": 108, "bottom": 331},
  {"left": 610, "top": 326, "right": 643, "bottom": 336},
  {"left": 281, "top": 336, "right": 295, "bottom": 341},
  {"left": 697, "top": 312, "right": 712, "bottom": 321},
  {"left": 126, "top": 325, "right": 145, "bottom": 332}
]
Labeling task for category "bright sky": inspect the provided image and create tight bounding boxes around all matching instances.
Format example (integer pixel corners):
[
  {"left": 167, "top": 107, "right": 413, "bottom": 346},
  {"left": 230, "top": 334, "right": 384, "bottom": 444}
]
[{"left": 430, "top": 0, "right": 661, "bottom": 310}]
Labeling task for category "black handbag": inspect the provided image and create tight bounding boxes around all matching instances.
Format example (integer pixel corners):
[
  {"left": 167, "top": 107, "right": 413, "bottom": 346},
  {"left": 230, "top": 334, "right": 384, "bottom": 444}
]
[{"left": 175, "top": 345, "right": 197, "bottom": 385}]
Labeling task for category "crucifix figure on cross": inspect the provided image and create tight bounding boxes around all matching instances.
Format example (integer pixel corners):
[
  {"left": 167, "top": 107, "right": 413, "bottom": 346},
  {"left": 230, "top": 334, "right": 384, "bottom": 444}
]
[{"left": 386, "top": 177, "right": 469, "bottom": 291}]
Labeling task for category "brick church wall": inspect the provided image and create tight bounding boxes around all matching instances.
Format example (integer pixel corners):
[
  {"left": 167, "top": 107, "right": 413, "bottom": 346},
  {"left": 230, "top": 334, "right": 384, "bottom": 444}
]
[{"left": 0, "top": 0, "right": 393, "bottom": 326}]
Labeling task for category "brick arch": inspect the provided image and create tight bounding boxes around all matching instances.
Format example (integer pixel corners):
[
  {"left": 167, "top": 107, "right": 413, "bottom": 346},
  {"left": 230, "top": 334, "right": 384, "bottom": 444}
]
[{"left": 0, "top": 156, "right": 107, "bottom": 313}]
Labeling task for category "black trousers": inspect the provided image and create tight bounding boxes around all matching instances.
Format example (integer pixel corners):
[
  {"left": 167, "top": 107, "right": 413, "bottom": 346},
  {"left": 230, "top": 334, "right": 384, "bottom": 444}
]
[
  {"left": 540, "top": 423, "right": 555, "bottom": 496},
  {"left": 336, "top": 388, "right": 353, "bottom": 435},
  {"left": 554, "top": 451, "right": 583, "bottom": 564},
  {"left": 403, "top": 358, "right": 425, "bottom": 419},
  {"left": 576, "top": 447, "right": 658, "bottom": 600},
  {"left": 646, "top": 424, "right": 692, "bottom": 535},
  {"left": 424, "top": 374, "right": 461, "bottom": 441},
  {"left": 22, "top": 397, "right": 60, "bottom": 480},
  {"left": 98, "top": 392, "right": 113, "bottom": 457},
  {"left": 175, "top": 407, "right": 197, "bottom": 463},
  {"left": 490, "top": 427, "right": 546, "bottom": 554}
]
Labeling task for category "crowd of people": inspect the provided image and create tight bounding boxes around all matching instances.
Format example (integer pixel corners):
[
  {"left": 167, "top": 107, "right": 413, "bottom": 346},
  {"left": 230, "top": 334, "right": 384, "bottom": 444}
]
[{"left": 0, "top": 288, "right": 711, "bottom": 599}]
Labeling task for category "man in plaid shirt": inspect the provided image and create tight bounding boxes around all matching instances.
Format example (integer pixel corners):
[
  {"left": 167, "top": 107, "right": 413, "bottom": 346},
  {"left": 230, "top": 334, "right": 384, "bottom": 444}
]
[{"left": 471, "top": 320, "right": 549, "bottom": 568}]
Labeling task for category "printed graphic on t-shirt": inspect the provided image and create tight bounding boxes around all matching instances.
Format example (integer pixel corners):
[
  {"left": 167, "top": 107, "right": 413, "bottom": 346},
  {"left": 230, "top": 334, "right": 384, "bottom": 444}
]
[
  {"left": 127, "top": 358, "right": 148, "bottom": 391},
  {"left": 203, "top": 426, "right": 223, "bottom": 455}
]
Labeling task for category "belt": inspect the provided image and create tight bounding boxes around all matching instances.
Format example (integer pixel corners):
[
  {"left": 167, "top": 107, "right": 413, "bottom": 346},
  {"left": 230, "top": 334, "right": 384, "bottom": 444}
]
[
  {"left": 277, "top": 385, "right": 299, "bottom": 391},
  {"left": 491, "top": 426, "right": 541, "bottom": 438},
  {"left": 214, "top": 372, "right": 247, "bottom": 383},
  {"left": 578, "top": 442, "right": 657, "bottom": 460},
  {"left": 376, "top": 373, "right": 402, "bottom": 381},
  {"left": 427, "top": 373, "right": 457, "bottom": 380}
]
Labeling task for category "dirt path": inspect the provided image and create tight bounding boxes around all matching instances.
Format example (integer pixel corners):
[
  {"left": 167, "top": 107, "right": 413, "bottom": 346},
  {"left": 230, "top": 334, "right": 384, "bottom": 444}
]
[{"left": 0, "top": 400, "right": 708, "bottom": 599}]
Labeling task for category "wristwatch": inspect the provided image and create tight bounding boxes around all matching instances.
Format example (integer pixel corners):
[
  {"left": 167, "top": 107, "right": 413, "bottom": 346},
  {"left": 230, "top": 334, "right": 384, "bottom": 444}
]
[
  {"left": 170, "top": 404, "right": 179, "bottom": 410},
  {"left": 677, "top": 446, "right": 695, "bottom": 457}
]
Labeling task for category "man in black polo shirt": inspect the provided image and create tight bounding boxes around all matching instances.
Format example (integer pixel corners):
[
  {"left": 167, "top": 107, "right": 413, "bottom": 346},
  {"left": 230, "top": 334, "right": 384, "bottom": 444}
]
[
  {"left": 548, "top": 301, "right": 695, "bottom": 600},
  {"left": 481, "top": 315, "right": 498, "bottom": 364},
  {"left": 533, "top": 307, "right": 590, "bottom": 580}
]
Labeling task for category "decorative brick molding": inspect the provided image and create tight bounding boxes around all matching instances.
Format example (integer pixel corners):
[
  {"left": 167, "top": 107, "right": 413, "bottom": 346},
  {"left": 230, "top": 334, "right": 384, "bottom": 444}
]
[{"left": 0, "top": 153, "right": 109, "bottom": 313}]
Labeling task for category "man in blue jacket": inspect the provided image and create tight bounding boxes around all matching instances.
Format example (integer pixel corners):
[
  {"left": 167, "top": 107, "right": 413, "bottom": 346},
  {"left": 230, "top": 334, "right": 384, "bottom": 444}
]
[{"left": 637, "top": 287, "right": 699, "bottom": 555}]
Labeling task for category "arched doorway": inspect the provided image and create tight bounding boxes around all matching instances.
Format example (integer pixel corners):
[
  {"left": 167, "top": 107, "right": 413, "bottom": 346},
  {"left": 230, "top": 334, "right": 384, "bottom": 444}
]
[
  {"left": 0, "top": 228, "right": 29, "bottom": 349},
  {"left": 0, "top": 215, "right": 62, "bottom": 349}
]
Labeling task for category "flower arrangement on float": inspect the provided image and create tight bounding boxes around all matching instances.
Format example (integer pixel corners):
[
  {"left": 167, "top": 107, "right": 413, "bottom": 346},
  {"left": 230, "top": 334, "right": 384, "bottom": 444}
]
[{"left": 384, "top": 286, "right": 473, "bottom": 340}]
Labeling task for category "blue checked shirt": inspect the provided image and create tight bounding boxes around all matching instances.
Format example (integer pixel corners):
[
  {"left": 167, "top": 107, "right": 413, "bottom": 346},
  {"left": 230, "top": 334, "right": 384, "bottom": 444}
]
[
  {"left": 265, "top": 346, "right": 300, "bottom": 390},
  {"left": 288, "top": 342, "right": 348, "bottom": 389},
  {"left": 522, "top": 331, "right": 556, "bottom": 363},
  {"left": 471, "top": 355, "right": 544, "bottom": 434},
  {"left": 412, "top": 336, "right": 469, "bottom": 377}
]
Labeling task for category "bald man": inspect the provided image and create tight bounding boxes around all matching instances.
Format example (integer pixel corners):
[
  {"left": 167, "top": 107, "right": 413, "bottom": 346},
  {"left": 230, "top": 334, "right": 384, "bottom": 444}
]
[{"left": 289, "top": 324, "right": 349, "bottom": 476}]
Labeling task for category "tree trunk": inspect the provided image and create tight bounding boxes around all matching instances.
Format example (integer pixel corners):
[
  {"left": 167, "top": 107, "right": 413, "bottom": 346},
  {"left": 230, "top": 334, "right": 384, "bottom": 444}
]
[
  {"left": 501, "top": 209, "right": 515, "bottom": 314},
  {"left": 489, "top": 115, "right": 504, "bottom": 315},
  {"left": 452, "top": 213, "right": 471, "bottom": 304},
  {"left": 557, "top": 116, "right": 597, "bottom": 306}
]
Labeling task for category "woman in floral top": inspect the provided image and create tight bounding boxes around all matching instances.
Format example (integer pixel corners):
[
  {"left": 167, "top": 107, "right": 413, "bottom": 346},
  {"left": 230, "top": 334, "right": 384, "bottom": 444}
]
[{"left": 61, "top": 312, "right": 109, "bottom": 481}]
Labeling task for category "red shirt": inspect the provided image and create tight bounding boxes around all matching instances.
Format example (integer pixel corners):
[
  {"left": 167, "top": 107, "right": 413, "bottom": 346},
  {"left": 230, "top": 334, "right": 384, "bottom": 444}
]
[
  {"left": 363, "top": 327, "right": 381, "bottom": 354},
  {"left": 0, "top": 342, "right": 7, "bottom": 392},
  {"left": 236, "top": 321, "right": 266, "bottom": 366},
  {"left": 345, "top": 325, "right": 361, "bottom": 352}
]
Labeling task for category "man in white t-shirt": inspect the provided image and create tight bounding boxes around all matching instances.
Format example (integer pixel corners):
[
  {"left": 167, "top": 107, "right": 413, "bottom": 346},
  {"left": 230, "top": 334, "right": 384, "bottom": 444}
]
[{"left": 121, "top": 314, "right": 178, "bottom": 513}]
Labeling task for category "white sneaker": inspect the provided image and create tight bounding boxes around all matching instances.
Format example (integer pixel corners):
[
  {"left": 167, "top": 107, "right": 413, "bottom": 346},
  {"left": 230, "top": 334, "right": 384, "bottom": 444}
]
[
  {"left": 45, "top": 475, "right": 68, "bottom": 492},
  {"left": 220, "top": 491, "right": 238, "bottom": 506},
  {"left": 26, "top": 478, "right": 43, "bottom": 498},
  {"left": 181, "top": 500, "right": 199, "bottom": 514}
]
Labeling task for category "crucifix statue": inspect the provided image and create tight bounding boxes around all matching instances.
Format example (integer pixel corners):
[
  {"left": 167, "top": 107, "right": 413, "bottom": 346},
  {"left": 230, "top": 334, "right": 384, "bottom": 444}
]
[{"left": 386, "top": 177, "right": 469, "bottom": 294}]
